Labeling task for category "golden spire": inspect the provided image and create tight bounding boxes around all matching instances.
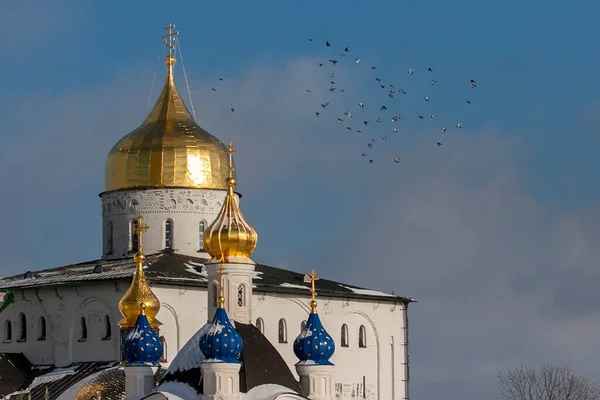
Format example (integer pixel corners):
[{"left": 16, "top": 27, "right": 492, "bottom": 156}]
[
  {"left": 203, "top": 141, "right": 258, "bottom": 263},
  {"left": 217, "top": 264, "right": 228, "bottom": 308},
  {"left": 118, "top": 215, "right": 161, "bottom": 330},
  {"left": 304, "top": 270, "right": 320, "bottom": 314}
]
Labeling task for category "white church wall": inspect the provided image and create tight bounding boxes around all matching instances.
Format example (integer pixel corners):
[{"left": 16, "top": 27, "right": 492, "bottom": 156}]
[
  {"left": 0, "top": 281, "right": 409, "bottom": 400},
  {"left": 0, "top": 283, "right": 124, "bottom": 366},
  {"left": 101, "top": 188, "right": 236, "bottom": 260}
]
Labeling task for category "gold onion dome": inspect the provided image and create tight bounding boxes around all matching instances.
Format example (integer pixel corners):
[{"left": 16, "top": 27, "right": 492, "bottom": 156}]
[
  {"left": 118, "top": 216, "right": 161, "bottom": 330},
  {"left": 203, "top": 142, "right": 258, "bottom": 263},
  {"left": 104, "top": 26, "right": 232, "bottom": 192}
]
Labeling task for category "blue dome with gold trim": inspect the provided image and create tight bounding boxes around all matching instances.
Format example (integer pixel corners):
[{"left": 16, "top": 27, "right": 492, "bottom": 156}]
[
  {"left": 293, "top": 311, "right": 335, "bottom": 365},
  {"left": 199, "top": 307, "right": 243, "bottom": 363},
  {"left": 123, "top": 308, "right": 163, "bottom": 366}
]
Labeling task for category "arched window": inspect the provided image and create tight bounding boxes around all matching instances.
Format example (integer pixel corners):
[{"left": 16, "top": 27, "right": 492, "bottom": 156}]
[
  {"left": 255, "top": 318, "right": 264, "bottom": 334},
  {"left": 4, "top": 320, "right": 11, "bottom": 342},
  {"left": 212, "top": 284, "right": 218, "bottom": 308},
  {"left": 130, "top": 219, "right": 139, "bottom": 252},
  {"left": 103, "top": 315, "right": 111, "bottom": 340},
  {"left": 359, "top": 325, "right": 367, "bottom": 348},
  {"left": 18, "top": 313, "right": 26, "bottom": 341},
  {"left": 165, "top": 219, "right": 174, "bottom": 249},
  {"left": 106, "top": 221, "right": 113, "bottom": 254},
  {"left": 301, "top": 320, "right": 307, "bottom": 331},
  {"left": 160, "top": 336, "right": 167, "bottom": 362},
  {"left": 38, "top": 317, "right": 46, "bottom": 341},
  {"left": 237, "top": 284, "right": 245, "bottom": 307},
  {"left": 199, "top": 221, "right": 206, "bottom": 250},
  {"left": 79, "top": 317, "right": 87, "bottom": 341},
  {"left": 278, "top": 319, "right": 287, "bottom": 343},
  {"left": 341, "top": 324, "right": 349, "bottom": 347}
]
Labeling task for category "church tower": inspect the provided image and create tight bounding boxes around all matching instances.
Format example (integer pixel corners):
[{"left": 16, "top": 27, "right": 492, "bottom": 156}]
[
  {"left": 100, "top": 22, "right": 237, "bottom": 260},
  {"left": 203, "top": 142, "right": 258, "bottom": 323},
  {"left": 118, "top": 215, "right": 164, "bottom": 400},
  {"left": 293, "top": 270, "right": 336, "bottom": 400}
]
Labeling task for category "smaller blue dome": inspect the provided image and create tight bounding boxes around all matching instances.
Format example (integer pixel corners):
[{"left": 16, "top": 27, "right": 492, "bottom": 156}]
[
  {"left": 199, "top": 308, "right": 243, "bottom": 363},
  {"left": 123, "top": 312, "right": 163, "bottom": 366},
  {"left": 293, "top": 311, "right": 335, "bottom": 365}
]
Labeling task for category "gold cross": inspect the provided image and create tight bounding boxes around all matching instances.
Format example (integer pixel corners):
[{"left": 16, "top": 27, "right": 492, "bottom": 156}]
[
  {"left": 307, "top": 270, "right": 320, "bottom": 302},
  {"left": 133, "top": 214, "right": 150, "bottom": 253},
  {"left": 161, "top": 22, "right": 179, "bottom": 57},
  {"left": 227, "top": 141, "right": 237, "bottom": 179},
  {"left": 217, "top": 263, "right": 229, "bottom": 307}
]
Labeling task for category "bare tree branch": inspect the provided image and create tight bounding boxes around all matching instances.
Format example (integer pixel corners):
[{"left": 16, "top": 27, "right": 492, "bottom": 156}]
[{"left": 498, "top": 365, "right": 600, "bottom": 400}]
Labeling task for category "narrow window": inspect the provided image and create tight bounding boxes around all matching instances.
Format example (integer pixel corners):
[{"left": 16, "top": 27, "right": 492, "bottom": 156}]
[
  {"left": 4, "top": 320, "right": 11, "bottom": 342},
  {"left": 79, "top": 317, "right": 87, "bottom": 341},
  {"left": 165, "top": 219, "right": 173, "bottom": 249},
  {"left": 103, "top": 315, "right": 111, "bottom": 340},
  {"left": 199, "top": 221, "right": 206, "bottom": 250},
  {"left": 212, "top": 284, "right": 218, "bottom": 308},
  {"left": 255, "top": 318, "right": 264, "bottom": 334},
  {"left": 278, "top": 319, "right": 287, "bottom": 343},
  {"left": 341, "top": 324, "right": 349, "bottom": 347},
  {"left": 18, "top": 313, "right": 26, "bottom": 341},
  {"left": 359, "top": 325, "right": 367, "bottom": 348},
  {"left": 130, "top": 219, "right": 139, "bottom": 252},
  {"left": 237, "top": 284, "right": 245, "bottom": 307},
  {"left": 106, "top": 221, "right": 113, "bottom": 254},
  {"left": 160, "top": 336, "right": 167, "bottom": 362},
  {"left": 301, "top": 320, "right": 307, "bottom": 331},
  {"left": 38, "top": 317, "right": 46, "bottom": 341}
]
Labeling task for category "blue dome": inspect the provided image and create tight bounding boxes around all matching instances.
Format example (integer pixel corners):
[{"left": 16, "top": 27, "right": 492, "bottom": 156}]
[
  {"left": 199, "top": 308, "right": 243, "bottom": 363},
  {"left": 123, "top": 313, "right": 163, "bottom": 366},
  {"left": 293, "top": 312, "right": 335, "bottom": 365}
]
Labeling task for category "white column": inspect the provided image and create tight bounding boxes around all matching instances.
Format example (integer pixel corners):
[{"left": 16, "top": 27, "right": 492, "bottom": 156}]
[
  {"left": 206, "top": 262, "right": 255, "bottom": 323},
  {"left": 124, "top": 365, "right": 158, "bottom": 400},
  {"left": 296, "top": 365, "right": 334, "bottom": 400},
  {"left": 201, "top": 361, "right": 241, "bottom": 400}
]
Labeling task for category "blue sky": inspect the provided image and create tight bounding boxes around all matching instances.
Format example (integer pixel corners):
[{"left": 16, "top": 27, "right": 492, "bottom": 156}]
[{"left": 2, "top": 0, "right": 600, "bottom": 399}]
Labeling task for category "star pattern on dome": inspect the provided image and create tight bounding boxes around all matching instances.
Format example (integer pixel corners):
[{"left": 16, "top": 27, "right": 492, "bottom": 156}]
[
  {"left": 123, "top": 304, "right": 163, "bottom": 366},
  {"left": 199, "top": 308, "right": 244, "bottom": 363},
  {"left": 293, "top": 311, "right": 335, "bottom": 365}
]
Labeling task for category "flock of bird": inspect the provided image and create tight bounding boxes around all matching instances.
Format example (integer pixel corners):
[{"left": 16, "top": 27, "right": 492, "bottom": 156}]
[{"left": 207, "top": 38, "right": 480, "bottom": 165}]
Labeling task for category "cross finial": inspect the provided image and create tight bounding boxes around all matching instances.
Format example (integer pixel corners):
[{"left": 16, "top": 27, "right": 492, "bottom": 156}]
[
  {"left": 133, "top": 214, "right": 150, "bottom": 254},
  {"left": 161, "top": 22, "right": 179, "bottom": 57},
  {"left": 303, "top": 270, "right": 320, "bottom": 313},
  {"left": 306, "top": 269, "right": 320, "bottom": 302},
  {"left": 217, "top": 264, "right": 229, "bottom": 308},
  {"left": 227, "top": 141, "right": 237, "bottom": 179}
]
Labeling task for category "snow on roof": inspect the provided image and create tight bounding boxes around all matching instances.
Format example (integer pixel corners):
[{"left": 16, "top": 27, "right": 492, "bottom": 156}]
[
  {"left": 243, "top": 383, "right": 306, "bottom": 399},
  {"left": 0, "top": 253, "right": 414, "bottom": 303},
  {"left": 279, "top": 283, "right": 310, "bottom": 290},
  {"left": 166, "top": 323, "right": 210, "bottom": 374},
  {"left": 153, "top": 381, "right": 202, "bottom": 400},
  {"left": 338, "top": 284, "right": 397, "bottom": 297}
]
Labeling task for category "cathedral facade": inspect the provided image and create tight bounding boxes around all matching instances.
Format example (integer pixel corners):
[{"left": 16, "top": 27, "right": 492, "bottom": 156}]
[{"left": 0, "top": 24, "right": 413, "bottom": 400}]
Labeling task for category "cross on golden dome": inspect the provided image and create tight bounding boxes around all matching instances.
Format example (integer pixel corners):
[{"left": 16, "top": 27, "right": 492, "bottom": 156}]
[
  {"left": 217, "top": 264, "right": 228, "bottom": 308},
  {"left": 227, "top": 141, "right": 237, "bottom": 179},
  {"left": 161, "top": 22, "right": 179, "bottom": 57},
  {"left": 132, "top": 214, "right": 149, "bottom": 254}
]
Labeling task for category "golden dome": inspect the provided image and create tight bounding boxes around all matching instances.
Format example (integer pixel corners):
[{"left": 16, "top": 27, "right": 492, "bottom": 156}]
[
  {"left": 104, "top": 45, "right": 232, "bottom": 192},
  {"left": 203, "top": 142, "right": 258, "bottom": 263},
  {"left": 118, "top": 215, "right": 161, "bottom": 330}
]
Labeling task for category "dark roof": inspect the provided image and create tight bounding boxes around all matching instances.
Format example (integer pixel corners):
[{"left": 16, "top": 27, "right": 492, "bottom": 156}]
[
  {"left": 4, "top": 361, "right": 119, "bottom": 400},
  {"left": 237, "top": 322, "right": 303, "bottom": 394},
  {"left": 160, "top": 322, "right": 303, "bottom": 396},
  {"left": 0, "top": 353, "right": 33, "bottom": 396},
  {"left": 59, "top": 366, "right": 126, "bottom": 400},
  {"left": 0, "top": 253, "right": 413, "bottom": 303}
]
